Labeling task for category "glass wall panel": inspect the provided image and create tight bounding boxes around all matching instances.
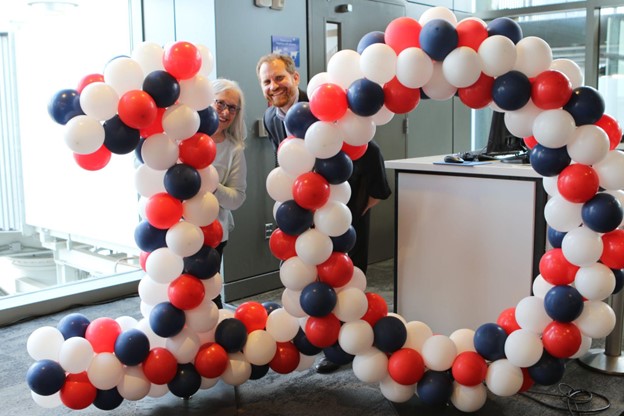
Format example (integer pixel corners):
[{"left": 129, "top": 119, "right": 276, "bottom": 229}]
[{"left": 598, "top": 7, "right": 624, "bottom": 128}]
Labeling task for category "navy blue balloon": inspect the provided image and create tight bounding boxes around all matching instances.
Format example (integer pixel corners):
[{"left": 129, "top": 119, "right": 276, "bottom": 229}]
[
  {"left": 57, "top": 313, "right": 90, "bottom": 339},
  {"left": 183, "top": 245, "right": 221, "bottom": 279},
  {"left": 331, "top": 226, "right": 357, "bottom": 253},
  {"left": 300, "top": 282, "right": 337, "bottom": 317},
  {"left": 528, "top": 351, "right": 566, "bottom": 386},
  {"left": 563, "top": 86, "right": 605, "bottom": 126},
  {"left": 48, "top": 89, "right": 84, "bottom": 125},
  {"left": 215, "top": 318, "right": 248, "bottom": 353},
  {"left": 275, "top": 200, "right": 314, "bottom": 236},
  {"left": 164, "top": 163, "right": 201, "bottom": 200},
  {"left": 547, "top": 226, "right": 567, "bottom": 249},
  {"left": 262, "top": 301, "right": 282, "bottom": 315},
  {"left": 612, "top": 268, "right": 624, "bottom": 294},
  {"left": 249, "top": 364, "right": 270, "bottom": 380},
  {"left": 487, "top": 17, "right": 523, "bottom": 44},
  {"left": 134, "top": 220, "right": 167, "bottom": 252},
  {"left": 323, "top": 342, "right": 355, "bottom": 365},
  {"left": 284, "top": 102, "right": 318, "bottom": 139},
  {"left": 474, "top": 323, "right": 508, "bottom": 361},
  {"left": 347, "top": 78, "right": 385, "bottom": 117},
  {"left": 529, "top": 144, "right": 571, "bottom": 177},
  {"left": 142, "top": 70, "right": 180, "bottom": 108},
  {"left": 293, "top": 328, "right": 322, "bottom": 356},
  {"left": 419, "top": 19, "right": 458, "bottom": 61},
  {"left": 114, "top": 329, "right": 150, "bottom": 366},
  {"left": 168, "top": 363, "right": 201, "bottom": 398},
  {"left": 373, "top": 316, "right": 407, "bottom": 353},
  {"left": 93, "top": 388, "right": 124, "bottom": 411},
  {"left": 135, "top": 138, "right": 145, "bottom": 162},
  {"left": 314, "top": 151, "right": 353, "bottom": 185},
  {"left": 103, "top": 115, "right": 141, "bottom": 154},
  {"left": 26, "top": 359, "right": 66, "bottom": 396},
  {"left": 357, "top": 31, "right": 385, "bottom": 54},
  {"left": 544, "top": 285, "right": 584, "bottom": 322},
  {"left": 198, "top": 106, "right": 220, "bottom": 136},
  {"left": 149, "top": 302, "right": 185, "bottom": 337},
  {"left": 416, "top": 370, "right": 454, "bottom": 406},
  {"left": 492, "top": 71, "right": 531, "bottom": 111},
  {"left": 582, "top": 193, "right": 623, "bottom": 233}
]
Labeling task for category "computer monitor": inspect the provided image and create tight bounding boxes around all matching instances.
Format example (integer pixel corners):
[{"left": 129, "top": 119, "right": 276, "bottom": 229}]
[{"left": 485, "top": 111, "right": 526, "bottom": 155}]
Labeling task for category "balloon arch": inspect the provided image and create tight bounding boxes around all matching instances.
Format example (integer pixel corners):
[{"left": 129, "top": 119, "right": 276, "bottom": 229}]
[{"left": 27, "top": 6, "right": 624, "bottom": 413}]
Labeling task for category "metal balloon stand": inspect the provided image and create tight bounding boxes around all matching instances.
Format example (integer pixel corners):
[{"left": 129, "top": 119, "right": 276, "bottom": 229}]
[{"left": 578, "top": 289, "right": 624, "bottom": 375}]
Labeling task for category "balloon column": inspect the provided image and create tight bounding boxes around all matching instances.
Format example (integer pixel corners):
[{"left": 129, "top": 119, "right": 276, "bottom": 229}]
[{"left": 27, "top": 6, "right": 624, "bottom": 413}]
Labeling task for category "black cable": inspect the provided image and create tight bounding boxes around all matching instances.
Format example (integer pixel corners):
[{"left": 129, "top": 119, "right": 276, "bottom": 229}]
[{"left": 519, "top": 383, "right": 611, "bottom": 415}]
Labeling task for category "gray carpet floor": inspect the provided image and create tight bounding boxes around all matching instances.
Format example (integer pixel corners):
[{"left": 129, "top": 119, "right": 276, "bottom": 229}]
[{"left": 2, "top": 259, "right": 623, "bottom": 416}]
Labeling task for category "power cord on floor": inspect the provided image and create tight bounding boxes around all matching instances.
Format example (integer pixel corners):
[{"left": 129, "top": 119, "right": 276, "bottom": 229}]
[{"left": 520, "top": 383, "right": 611, "bottom": 415}]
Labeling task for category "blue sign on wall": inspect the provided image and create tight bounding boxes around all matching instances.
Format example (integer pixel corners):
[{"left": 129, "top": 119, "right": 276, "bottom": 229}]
[{"left": 271, "top": 36, "right": 300, "bottom": 67}]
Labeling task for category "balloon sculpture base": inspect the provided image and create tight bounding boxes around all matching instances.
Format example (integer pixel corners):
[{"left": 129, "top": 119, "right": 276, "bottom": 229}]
[{"left": 578, "top": 348, "right": 624, "bottom": 376}]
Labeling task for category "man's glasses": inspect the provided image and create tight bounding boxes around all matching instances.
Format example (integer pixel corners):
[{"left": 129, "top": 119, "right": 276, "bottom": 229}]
[{"left": 214, "top": 99, "right": 240, "bottom": 114}]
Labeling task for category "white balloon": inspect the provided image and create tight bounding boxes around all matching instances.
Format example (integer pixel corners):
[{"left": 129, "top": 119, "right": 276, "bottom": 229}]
[
  {"left": 202, "top": 272, "right": 223, "bottom": 300},
  {"left": 504, "top": 100, "right": 542, "bottom": 139},
  {"left": 179, "top": 74, "right": 214, "bottom": 111},
  {"left": 131, "top": 41, "right": 165, "bottom": 75},
  {"left": 503, "top": 328, "right": 543, "bottom": 368},
  {"left": 544, "top": 195, "right": 582, "bottom": 232},
  {"left": 449, "top": 328, "right": 476, "bottom": 353},
  {"left": 243, "top": 330, "right": 277, "bottom": 365},
  {"left": 379, "top": 376, "right": 415, "bottom": 403},
  {"left": 561, "top": 226, "right": 603, "bottom": 267},
  {"left": 360, "top": 43, "right": 397, "bottom": 85},
  {"left": 307, "top": 72, "right": 333, "bottom": 98},
  {"left": 575, "top": 301, "right": 616, "bottom": 338},
  {"left": 574, "top": 263, "right": 616, "bottom": 301},
  {"left": 295, "top": 228, "right": 333, "bottom": 265},
  {"left": 570, "top": 335, "right": 593, "bottom": 359},
  {"left": 162, "top": 103, "right": 200, "bottom": 141},
  {"left": 568, "top": 125, "right": 610, "bottom": 165},
  {"left": 313, "top": 201, "right": 352, "bottom": 237},
  {"left": 31, "top": 391, "right": 62, "bottom": 409},
  {"left": 327, "top": 49, "right": 364, "bottom": 89},
  {"left": 148, "top": 383, "right": 169, "bottom": 398},
  {"left": 63, "top": 115, "right": 105, "bottom": 154},
  {"left": 421, "top": 335, "right": 457, "bottom": 371},
  {"left": 277, "top": 138, "right": 315, "bottom": 176},
  {"left": 593, "top": 150, "right": 624, "bottom": 191},
  {"left": 442, "top": 47, "right": 482, "bottom": 88},
  {"left": 532, "top": 274, "right": 554, "bottom": 299},
  {"left": 550, "top": 58, "right": 583, "bottom": 88},
  {"left": 514, "top": 36, "right": 552, "bottom": 78},
  {"left": 135, "top": 163, "right": 166, "bottom": 198},
  {"left": 396, "top": 47, "right": 434, "bottom": 89},
  {"left": 165, "top": 221, "right": 204, "bottom": 257},
  {"left": 280, "top": 256, "right": 317, "bottom": 291},
  {"left": 266, "top": 308, "right": 300, "bottom": 342},
  {"left": 333, "top": 287, "right": 368, "bottom": 322},
  {"left": 198, "top": 165, "right": 219, "bottom": 194},
  {"left": 352, "top": 347, "right": 388, "bottom": 383},
  {"left": 338, "top": 266, "right": 367, "bottom": 292},
  {"left": 419, "top": 6, "right": 457, "bottom": 25},
  {"left": 118, "top": 366, "right": 150, "bottom": 401},
  {"left": 104, "top": 57, "right": 144, "bottom": 96},
  {"left": 79, "top": 82, "right": 119, "bottom": 121},
  {"left": 403, "top": 321, "right": 433, "bottom": 353},
  {"left": 479, "top": 35, "right": 517, "bottom": 77},
  {"left": 542, "top": 175, "right": 559, "bottom": 197},
  {"left": 266, "top": 167, "right": 295, "bottom": 202},
  {"left": 135, "top": 318, "right": 167, "bottom": 348},
  {"left": 58, "top": 337, "right": 94, "bottom": 374},
  {"left": 183, "top": 191, "right": 220, "bottom": 226},
  {"left": 145, "top": 247, "right": 184, "bottom": 284},
  {"left": 329, "top": 182, "right": 352, "bottom": 204},
  {"left": 141, "top": 133, "right": 179, "bottom": 170},
  {"left": 337, "top": 110, "right": 376, "bottom": 146},
  {"left": 196, "top": 44, "right": 215, "bottom": 77},
  {"left": 338, "top": 319, "right": 374, "bottom": 355},
  {"left": 166, "top": 327, "right": 201, "bottom": 363},
  {"left": 185, "top": 296, "right": 220, "bottom": 332},
  {"left": 116, "top": 315, "right": 138, "bottom": 332},
  {"left": 422, "top": 62, "right": 456, "bottom": 101},
  {"left": 304, "top": 121, "right": 343, "bottom": 159},
  {"left": 281, "top": 288, "right": 307, "bottom": 318},
  {"left": 87, "top": 352, "right": 123, "bottom": 390},
  {"left": 515, "top": 296, "right": 552, "bottom": 334},
  {"left": 27, "top": 326, "right": 64, "bottom": 361},
  {"left": 451, "top": 382, "right": 487, "bottom": 413},
  {"left": 296, "top": 353, "right": 316, "bottom": 371},
  {"left": 371, "top": 105, "right": 395, "bottom": 126},
  {"left": 485, "top": 359, "right": 523, "bottom": 397},
  {"left": 532, "top": 109, "right": 576, "bottom": 149}
]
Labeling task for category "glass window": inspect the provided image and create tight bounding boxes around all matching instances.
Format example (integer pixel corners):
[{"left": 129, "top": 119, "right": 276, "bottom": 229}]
[
  {"left": 474, "top": 1, "right": 579, "bottom": 13},
  {"left": 598, "top": 7, "right": 624, "bottom": 127}
]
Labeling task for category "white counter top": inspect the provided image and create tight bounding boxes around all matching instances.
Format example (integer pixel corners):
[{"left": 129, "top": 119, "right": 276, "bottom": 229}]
[{"left": 385, "top": 155, "right": 542, "bottom": 179}]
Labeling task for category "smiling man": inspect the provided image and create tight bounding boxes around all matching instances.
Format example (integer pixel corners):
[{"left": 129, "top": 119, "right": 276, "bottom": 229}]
[{"left": 256, "top": 53, "right": 308, "bottom": 152}]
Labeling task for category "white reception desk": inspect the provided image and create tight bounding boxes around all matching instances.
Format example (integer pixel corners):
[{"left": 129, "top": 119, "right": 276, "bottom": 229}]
[{"left": 385, "top": 156, "right": 547, "bottom": 335}]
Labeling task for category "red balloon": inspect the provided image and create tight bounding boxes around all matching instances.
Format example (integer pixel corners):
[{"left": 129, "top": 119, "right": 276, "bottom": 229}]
[
  {"left": 539, "top": 248, "right": 579, "bottom": 286},
  {"left": 201, "top": 220, "right": 224, "bottom": 248},
  {"left": 269, "top": 342, "right": 301, "bottom": 374},
  {"left": 76, "top": 73, "right": 104, "bottom": 93},
  {"left": 451, "top": 351, "right": 488, "bottom": 386},
  {"left": 360, "top": 292, "right": 388, "bottom": 326},
  {"left": 234, "top": 302, "right": 269, "bottom": 333},
  {"left": 317, "top": 252, "right": 354, "bottom": 288},
  {"left": 118, "top": 90, "right": 158, "bottom": 130},
  {"left": 163, "top": 41, "right": 202, "bottom": 80},
  {"left": 292, "top": 172, "right": 331, "bottom": 210},
  {"left": 542, "top": 321, "right": 582, "bottom": 358},
  {"left": 168, "top": 274, "right": 205, "bottom": 310},
  {"left": 497, "top": 307, "right": 521, "bottom": 335},
  {"left": 60, "top": 372, "right": 97, "bottom": 410},
  {"left": 142, "top": 347, "right": 178, "bottom": 384},
  {"left": 139, "top": 251, "right": 150, "bottom": 270},
  {"left": 531, "top": 70, "right": 573, "bottom": 110},
  {"left": 85, "top": 317, "right": 121, "bottom": 353},
  {"left": 519, "top": 367, "right": 535, "bottom": 392},
  {"left": 601, "top": 229, "right": 624, "bottom": 269},
  {"left": 341, "top": 142, "right": 368, "bottom": 160},
  {"left": 557, "top": 164, "right": 599, "bottom": 203},
  {"left": 73, "top": 145, "right": 111, "bottom": 171},
  {"left": 595, "top": 114, "right": 623, "bottom": 151},
  {"left": 145, "top": 192, "right": 184, "bottom": 229},
  {"left": 524, "top": 135, "right": 538, "bottom": 149},
  {"left": 194, "top": 342, "right": 229, "bottom": 378},
  {"left": 388, "top": 348, "right": 425, "bottom": 385},
  {"left": 309, "top": 83, "right": 348, "bottom": 122},
  {"left": 456, "top": 19, "right": 488, "bottom": 51},
  {"left": 458, "top": 73, "right": 494, "bottom": 109},
  {"left": 305, "top": 314, "right": 341, "bottom": 348},
  {"left": 140, "top": 107, "right": 166, "bottom": 138},
  {"left": 383, "top": 77, "right": 420, "bottom": 114},
  {"left": 384, "top": 17, "right": 421, "bottom": 54},
  {"left": 179, "top": 133, "right": 217, "bottom": 169},
  {"left": 269, "top": 228, "right": 297, "bottom": 261}
]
